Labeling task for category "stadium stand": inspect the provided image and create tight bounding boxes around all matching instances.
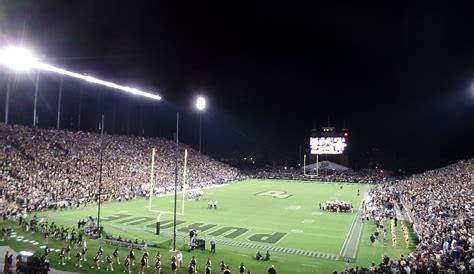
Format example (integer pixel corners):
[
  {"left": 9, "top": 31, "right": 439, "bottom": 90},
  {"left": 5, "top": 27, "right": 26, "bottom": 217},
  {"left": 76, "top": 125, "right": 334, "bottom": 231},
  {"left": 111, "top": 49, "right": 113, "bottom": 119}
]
[
  {"left": 0, "top": 123, "right": 239, "bottom": 215},
  {"left": 337, "top": 159, "right": 473, "bottom": 273},
  {"left": 254, "top": 168, "right": 384, "bottom": 184},
  {"left": 1, "top": 123, "right": 472, "bottom": 273}
]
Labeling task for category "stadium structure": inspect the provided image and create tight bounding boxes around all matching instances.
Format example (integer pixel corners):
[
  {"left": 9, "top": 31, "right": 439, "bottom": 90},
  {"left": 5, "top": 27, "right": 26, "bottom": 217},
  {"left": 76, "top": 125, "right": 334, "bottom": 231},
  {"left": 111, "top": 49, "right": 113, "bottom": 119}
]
[
  {"left": 0, "top": 43, "right": 472, "bottom": 274},
  {"left": 0, "top": 120, "right": 472, "bottom": 273}
]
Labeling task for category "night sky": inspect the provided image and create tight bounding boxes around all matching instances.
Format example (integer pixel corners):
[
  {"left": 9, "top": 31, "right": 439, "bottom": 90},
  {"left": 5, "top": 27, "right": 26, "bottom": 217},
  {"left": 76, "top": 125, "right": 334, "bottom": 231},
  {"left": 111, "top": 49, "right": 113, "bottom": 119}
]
[{"left": 0, "top": 1, "right": 473, "bottom": 172}]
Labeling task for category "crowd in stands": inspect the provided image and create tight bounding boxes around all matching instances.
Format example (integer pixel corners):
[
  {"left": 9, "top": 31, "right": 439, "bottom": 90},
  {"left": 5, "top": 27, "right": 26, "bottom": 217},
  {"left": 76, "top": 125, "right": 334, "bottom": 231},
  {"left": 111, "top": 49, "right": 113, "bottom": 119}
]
[
  {"left": 0, "top": 123, "right": 239, "bottom": 216},
  {"left": 254, "top": 168, "right": 384, "bottom": 184},
  {"left": 338, "top": 159, "right": 473, "bottom": 273},
  {"left": 1, "top": 123, "right": 473, "bottom": 273}
]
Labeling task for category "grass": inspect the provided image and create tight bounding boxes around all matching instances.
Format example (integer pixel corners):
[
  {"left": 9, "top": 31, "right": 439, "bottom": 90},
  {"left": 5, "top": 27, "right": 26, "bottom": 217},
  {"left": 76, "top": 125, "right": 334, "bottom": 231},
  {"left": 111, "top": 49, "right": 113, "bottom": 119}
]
[{"left": 0, "top": 179, "right": 415, "bottom": 273}]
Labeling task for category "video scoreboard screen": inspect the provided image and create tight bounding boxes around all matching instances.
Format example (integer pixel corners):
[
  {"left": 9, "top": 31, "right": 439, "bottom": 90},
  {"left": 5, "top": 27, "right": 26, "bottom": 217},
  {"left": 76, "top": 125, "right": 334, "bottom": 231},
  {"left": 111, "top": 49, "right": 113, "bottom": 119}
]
[{"left": 310, "top": 136, "right": 347, "bottom": 155}]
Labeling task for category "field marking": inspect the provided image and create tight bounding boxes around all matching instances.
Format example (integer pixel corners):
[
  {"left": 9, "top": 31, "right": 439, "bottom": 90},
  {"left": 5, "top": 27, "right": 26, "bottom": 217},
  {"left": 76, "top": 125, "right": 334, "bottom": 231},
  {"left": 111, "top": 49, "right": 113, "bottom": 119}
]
[
  {"left": 286, "top": 205, "right": 301, "bottom": 210},
  {"left": 339, "top": 192, "right": 369, "bottom": 258},
  {"left": 311, "top": 212, "right": 322, "bottom": 216},
  {"left": 58, "top": 180, "right": 369, "bottom": 263},
  {"left": 302, "top": 219, "right": 314, "bottom": 224},
  {"left": 339, "top": 210, "right": 358, "bottom": 255},
  {"left": 290, "top": 229, "right": 303, "bottom": 233},
  {"left": 142, "top": 227, "right": 341, "bottom": 261}
]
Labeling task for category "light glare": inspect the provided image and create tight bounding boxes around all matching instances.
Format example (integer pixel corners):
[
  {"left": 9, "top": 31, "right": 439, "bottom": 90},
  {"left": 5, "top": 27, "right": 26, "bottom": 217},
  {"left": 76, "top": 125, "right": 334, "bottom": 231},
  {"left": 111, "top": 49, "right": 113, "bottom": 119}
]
[
  {"left": 0, "top": 46, "right": 161, "bottom": 100},
  {"left": 196, "top": 96, "right": 206, "bottom": 111},
  {"left": 0, "top": 47, "right": 37, "bottom": 71}
]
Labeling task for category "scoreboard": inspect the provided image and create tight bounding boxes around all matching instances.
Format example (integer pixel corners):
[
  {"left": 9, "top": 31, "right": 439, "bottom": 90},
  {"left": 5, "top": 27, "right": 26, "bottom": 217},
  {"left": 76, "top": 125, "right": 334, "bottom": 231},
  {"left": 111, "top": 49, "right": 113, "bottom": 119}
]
[
  {"left": 310, "top": 137, "right": 347, "bottom": 155},
  {"left": 309, "top": 127, "right": 348, "bottom": 155}
]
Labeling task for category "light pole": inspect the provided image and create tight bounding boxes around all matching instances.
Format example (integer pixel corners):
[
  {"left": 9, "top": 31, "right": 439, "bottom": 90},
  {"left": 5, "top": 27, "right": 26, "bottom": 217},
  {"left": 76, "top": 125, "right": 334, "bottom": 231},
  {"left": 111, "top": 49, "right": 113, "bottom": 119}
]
[
  {"left": 56, "top": 76, "right": 63, "bottom": 129},
  {"left": 172, "top": 112, "right": 179, "bottom": 251},
  {"left": 97, "top": 114, "right": 105, "bottom": 235},
  {"left": 0, "top": 47, "right": 37, "bottom": 125},
  {"left": 195, "top": 96, "right": 206, "bottom": 154},
  {"left": 4, "top": 73, "right": 12, "bottom": 124},
  {"left": 32, "top": 72, "right": 40, "bottom": 127}
]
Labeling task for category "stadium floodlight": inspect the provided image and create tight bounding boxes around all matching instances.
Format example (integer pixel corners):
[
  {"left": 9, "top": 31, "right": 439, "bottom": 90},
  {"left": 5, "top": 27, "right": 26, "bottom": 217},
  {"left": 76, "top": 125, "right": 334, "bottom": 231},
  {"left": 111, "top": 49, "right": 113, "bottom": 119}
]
[
  {"left": 0, "top": 46, "right": 37, "bottom": 71},
  {"left": 195, "top": 96, "right": 206, "bottom": 111},
  {"left": 195, "top": 96, "right": 206, "bottom": 154},
  {"left": 0, "top": 46, "right": 162, "bottom": 101}
]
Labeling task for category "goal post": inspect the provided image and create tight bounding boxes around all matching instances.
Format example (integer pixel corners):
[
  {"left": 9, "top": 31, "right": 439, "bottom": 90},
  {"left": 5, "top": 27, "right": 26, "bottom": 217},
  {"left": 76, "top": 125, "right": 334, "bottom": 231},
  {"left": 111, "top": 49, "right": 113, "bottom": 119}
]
[{"left": 148, "top": 148, "right": 188, "bottom": 222}]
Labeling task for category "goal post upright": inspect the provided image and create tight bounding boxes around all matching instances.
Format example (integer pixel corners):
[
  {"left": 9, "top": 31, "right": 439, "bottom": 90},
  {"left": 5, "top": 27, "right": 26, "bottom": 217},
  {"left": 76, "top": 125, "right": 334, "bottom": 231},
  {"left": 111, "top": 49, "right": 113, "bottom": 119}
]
[
  {"left": 303, "top": 154, "right": 307, "bottom": 176},
  {"left": 148, "top": 148, "right": 187, "bottom": 220},
  {"left": 148, "top": 148, "right": 156, "bottom": 211}
]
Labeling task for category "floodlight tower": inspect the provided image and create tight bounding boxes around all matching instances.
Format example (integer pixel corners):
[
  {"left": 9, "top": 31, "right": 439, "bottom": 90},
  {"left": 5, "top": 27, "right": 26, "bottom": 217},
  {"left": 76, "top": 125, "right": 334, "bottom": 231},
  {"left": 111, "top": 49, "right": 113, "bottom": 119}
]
[
  {"left": 0, "top": 47, "right": 37, "bottom": 125},
  {"left": 195, "top": 96, "right": 206, "bottom": 154},
  {"left": 0, "top": 45, "right": 164, "bottom": 239},
  {"left": 0, "top": 45, "right": 162, "bottom": 127}
]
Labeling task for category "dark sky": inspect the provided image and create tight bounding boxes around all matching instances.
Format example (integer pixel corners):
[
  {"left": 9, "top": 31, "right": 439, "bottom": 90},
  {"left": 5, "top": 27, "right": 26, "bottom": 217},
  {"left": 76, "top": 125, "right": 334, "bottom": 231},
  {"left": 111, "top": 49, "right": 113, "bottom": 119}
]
[{"left": 0, "top": 1, "right": 473, "bottom": 172}]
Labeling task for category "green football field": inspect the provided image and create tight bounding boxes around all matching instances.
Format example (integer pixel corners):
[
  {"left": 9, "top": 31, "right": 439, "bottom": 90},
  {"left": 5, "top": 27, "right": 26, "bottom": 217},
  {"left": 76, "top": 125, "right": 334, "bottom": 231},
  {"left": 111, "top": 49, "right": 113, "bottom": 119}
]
[{"left": 1, "top": 180, "right": 415, "bottom": 273}]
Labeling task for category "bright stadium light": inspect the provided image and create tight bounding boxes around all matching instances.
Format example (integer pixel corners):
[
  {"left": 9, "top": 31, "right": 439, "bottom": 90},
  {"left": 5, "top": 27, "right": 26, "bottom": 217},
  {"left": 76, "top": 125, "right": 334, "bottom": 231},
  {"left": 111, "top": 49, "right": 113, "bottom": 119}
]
[
  {"left": 0, "top": 45, "right": 162, "bottom": 100},
  {"left": 195, "top": 96, "right": 206, "bottom": 111},
  {"left": 0, "top": 46, "right": 37, "bottom": 71},
  {"left": 194, "top": 96, "right": 207, "bottom": 154}
]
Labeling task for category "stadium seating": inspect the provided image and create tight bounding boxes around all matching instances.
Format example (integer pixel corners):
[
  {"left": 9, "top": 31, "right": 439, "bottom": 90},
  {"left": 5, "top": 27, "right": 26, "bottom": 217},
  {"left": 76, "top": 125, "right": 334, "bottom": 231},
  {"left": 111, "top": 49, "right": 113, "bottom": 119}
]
[
  {"left": 0, "top": 123, "right": 239, "bottom": 215},
  {"left": 337, "top": 159, "right": 473, "bottom": 273}
]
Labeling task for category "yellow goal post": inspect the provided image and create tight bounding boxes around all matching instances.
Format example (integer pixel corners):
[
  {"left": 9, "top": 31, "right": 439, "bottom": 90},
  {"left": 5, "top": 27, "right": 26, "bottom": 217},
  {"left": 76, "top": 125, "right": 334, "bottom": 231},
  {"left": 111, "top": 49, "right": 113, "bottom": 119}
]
[{"left": 148, "top": 148, "right": 188, "bottom": 222}]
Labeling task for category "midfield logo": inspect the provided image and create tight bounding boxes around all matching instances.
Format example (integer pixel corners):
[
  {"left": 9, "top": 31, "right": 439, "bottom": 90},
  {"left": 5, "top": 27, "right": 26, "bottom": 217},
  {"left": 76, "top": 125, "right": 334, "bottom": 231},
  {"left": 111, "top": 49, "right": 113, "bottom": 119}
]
[{"left": 256, "top": 190, "right": 292, "bottom": 199}]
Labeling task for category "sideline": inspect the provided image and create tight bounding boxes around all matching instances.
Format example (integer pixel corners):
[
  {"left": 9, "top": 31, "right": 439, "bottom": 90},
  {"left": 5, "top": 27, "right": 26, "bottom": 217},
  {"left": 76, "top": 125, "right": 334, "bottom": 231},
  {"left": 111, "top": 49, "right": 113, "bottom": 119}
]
[{"left": 339, "top": 192, "right": 368, "bottom": 259}]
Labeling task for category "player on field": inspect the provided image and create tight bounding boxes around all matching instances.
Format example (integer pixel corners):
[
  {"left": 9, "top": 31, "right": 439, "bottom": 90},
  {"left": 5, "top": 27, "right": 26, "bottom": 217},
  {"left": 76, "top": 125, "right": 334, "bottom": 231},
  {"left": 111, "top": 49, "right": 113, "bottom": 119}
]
[
  {"left": 171, "top": 256, "right": 178, "bottom": 274},
  {"left": 255, "top": 251, "right": 262, "bottom": 261},
  {"left": 139, "top": 252, "right": 148, "bottom": 274},
  {"left": 98, "top": 245, "right": 104, "bottom": 262},
  {"left": 190, "top": 255, "right": 197, "bottom": 273},
  {"left": 154, "top": 256, "right": 161, "bottom": 274},
  {"left": 210, "top": 238, "right": 216, "bottom": 253},
  {"left": 106, "top": 254, "right": 114, "bottom": 271},
  {"left": 91, "top": 251, "right": 101, "bottom": 269},
  {"left": 265, "top": 250, "right": 271, "bottom": 261},
  {"left": 59, "top": 247, "right": 66, "bottom": 265},
  {"left": 176, "top": 251, "right": 183, "bottom": 268},
  {"left": 223, "top": 265, "right": 231, "bottom": 274},
  {"left": 81, "top": 246, "right": 87, "bottom": 262},
  {"left": 205, "top": 263, "right": 212, "bottom": 274},
  {"left": 239, "top": 263, "right": 246, "bottom": 274},
  {"left": 65, "top": 243, "right": 71, "bottom": 260},
  {"left": 123, "top": 255, "right": 131, "bottom": 273},
  {"left": 75, "top": 250, "right": 82, "bottom": 268},
  {"left": 220, "top": 261, "right": 226, "bottom": 274},
  {"left": 113, "top": 247, "right": 120, "bottom": 265},
  {"left": 188, "top": 262, "right": 196, "bottom": 274},
  {"left": 129, "top": 247, "right": 136, "bottom": 266},
  {"left": 267, "top": 265, "right": 277, "bottom": 274}
]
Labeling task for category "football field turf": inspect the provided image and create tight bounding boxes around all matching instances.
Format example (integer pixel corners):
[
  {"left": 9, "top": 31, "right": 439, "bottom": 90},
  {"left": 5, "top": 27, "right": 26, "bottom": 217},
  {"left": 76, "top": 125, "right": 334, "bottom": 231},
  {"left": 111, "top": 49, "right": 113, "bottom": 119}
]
[{"left": 3, "top": 180, "right": 415, "bottom": 273}]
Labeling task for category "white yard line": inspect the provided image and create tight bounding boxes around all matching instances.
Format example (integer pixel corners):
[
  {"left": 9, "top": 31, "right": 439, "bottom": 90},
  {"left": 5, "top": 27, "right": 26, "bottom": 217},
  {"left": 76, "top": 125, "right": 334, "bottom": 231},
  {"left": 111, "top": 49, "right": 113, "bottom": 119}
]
[
  {"left": 339, "top": 209, "right": 358, "bottom": 255},
  {"left": 339, "top": 191, "right": 369, "bottom": 256}
]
